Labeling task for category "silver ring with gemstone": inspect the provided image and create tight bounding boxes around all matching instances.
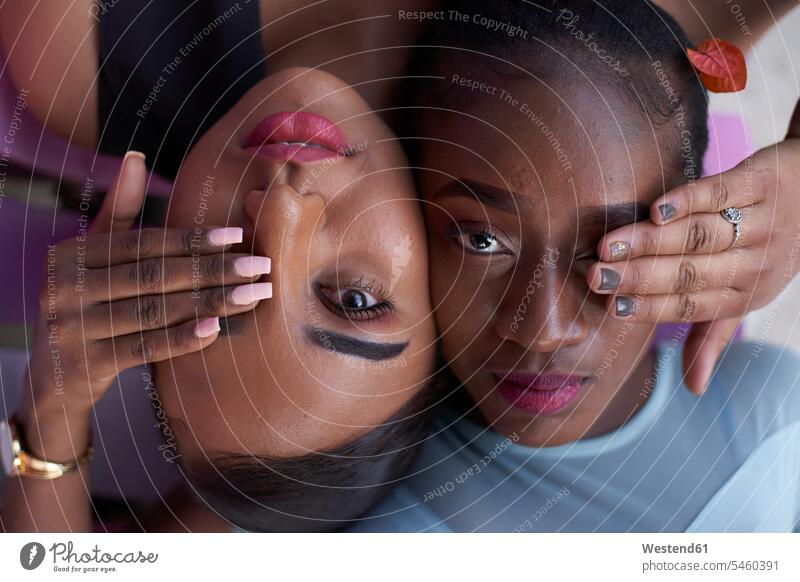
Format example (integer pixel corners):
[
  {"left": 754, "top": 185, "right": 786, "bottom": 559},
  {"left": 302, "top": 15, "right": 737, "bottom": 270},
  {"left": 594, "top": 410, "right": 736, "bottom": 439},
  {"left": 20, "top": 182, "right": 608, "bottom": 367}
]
[{"left": 720, "top": 207, "right": 743, "bottom": 249}]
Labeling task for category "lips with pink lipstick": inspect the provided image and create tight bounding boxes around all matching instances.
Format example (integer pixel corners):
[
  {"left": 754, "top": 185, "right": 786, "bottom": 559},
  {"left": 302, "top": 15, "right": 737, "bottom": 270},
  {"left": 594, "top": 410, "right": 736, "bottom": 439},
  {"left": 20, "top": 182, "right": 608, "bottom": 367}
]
[
  {"left": 493, "top": 371, "right": 585, "bottom": 415},
  {"left": 243, "top": 111, "right": 350, "bottom": 162}
]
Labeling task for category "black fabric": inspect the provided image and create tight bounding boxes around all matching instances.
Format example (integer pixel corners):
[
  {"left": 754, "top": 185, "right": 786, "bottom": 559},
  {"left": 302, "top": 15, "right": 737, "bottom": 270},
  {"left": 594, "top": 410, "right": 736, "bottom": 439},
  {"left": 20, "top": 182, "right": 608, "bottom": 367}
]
[{"left": 97, "top": 1, "right": 265, "bottom": 180}]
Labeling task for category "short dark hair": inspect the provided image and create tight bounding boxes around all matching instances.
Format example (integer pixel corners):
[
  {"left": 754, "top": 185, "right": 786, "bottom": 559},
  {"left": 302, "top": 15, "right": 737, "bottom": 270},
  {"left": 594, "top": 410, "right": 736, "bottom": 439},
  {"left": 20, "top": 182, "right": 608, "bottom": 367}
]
[
  {"left": 181, "top": 376, "right": 444, "bottom": 532},
  {"left": 409, "top": 0, "right": 708, "bottom": 181}
]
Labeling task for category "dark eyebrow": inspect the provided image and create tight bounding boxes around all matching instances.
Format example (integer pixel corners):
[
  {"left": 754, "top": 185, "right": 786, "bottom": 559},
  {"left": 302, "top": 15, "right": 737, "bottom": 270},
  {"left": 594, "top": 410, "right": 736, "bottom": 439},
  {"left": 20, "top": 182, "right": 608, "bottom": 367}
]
[
  {"left": 431, "top": 179, "right": 650, "bottom": 232},
  {"left": 303, "top": 326, "right": 409, "bottom": 361},
  {"left": 430, "top": 179, "right": 519, "bottom": 213},
  {"left": 578, "top": 202, "right": 651, "bottom": 230}
]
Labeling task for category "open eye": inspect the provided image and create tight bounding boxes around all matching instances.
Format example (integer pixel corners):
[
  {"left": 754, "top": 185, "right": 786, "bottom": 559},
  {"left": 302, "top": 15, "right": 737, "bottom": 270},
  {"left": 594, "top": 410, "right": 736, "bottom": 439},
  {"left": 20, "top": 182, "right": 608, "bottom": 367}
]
[
  {"left": 316, "top": 278, "right": 395, "bottom": 321},
  {"left": 333, "top": 288, "right": 379, "bottom": 310},
  {"left": 467, "top": 232, "right": 499, "bottom": 253},
  {"left": 447, "top": 222, "right": 513, "bottom": 256}
]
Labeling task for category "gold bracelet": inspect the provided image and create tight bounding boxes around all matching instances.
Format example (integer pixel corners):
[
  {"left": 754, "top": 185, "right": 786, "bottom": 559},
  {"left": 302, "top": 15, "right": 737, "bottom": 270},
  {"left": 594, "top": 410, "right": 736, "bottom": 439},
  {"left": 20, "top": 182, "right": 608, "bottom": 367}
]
[{"left": 0, "top": 415, "right": 94, "bottom": 480}]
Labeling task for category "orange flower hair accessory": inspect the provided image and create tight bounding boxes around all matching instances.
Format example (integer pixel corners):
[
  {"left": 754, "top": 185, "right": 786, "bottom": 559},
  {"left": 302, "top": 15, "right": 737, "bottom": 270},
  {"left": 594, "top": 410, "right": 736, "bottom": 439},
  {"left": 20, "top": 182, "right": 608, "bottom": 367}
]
[{"left": 686, "top": 38, "right": 747, "bottom": 93}]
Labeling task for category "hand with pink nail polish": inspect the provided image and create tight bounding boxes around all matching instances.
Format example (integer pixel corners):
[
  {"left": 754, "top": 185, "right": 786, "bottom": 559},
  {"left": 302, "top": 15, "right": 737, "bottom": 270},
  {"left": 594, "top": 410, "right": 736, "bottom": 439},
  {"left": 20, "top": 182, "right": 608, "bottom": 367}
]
[{"left": 22, "top": 152, "right": 274, "bottom": 422}]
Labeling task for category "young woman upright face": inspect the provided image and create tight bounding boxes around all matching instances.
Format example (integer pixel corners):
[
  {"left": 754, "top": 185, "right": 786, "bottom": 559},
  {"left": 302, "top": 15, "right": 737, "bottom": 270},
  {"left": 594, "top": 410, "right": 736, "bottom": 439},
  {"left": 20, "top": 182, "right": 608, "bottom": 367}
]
[
  {"left": 155, "top": 68, "right": 436, "bottom": 460},
  {"left": 420, "top": 73, "right": 674, "bottom": 446}
]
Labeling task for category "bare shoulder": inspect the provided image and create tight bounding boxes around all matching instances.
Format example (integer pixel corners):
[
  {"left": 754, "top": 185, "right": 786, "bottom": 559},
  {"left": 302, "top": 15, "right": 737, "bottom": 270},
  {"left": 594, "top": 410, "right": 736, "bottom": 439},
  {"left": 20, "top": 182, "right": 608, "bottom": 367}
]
[{"left": 0, "top": 0, "right": 98, "bottom": 148}]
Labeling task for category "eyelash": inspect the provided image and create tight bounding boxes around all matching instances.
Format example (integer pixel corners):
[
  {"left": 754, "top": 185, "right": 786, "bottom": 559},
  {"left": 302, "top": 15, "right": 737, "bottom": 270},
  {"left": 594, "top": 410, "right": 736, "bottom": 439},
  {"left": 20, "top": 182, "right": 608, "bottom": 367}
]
[
  {"left": 445, "top": 221, "right": 602, "bottom": 271},
  {"left": 317, "top": 275, "right": 397, "bottom": 322}
]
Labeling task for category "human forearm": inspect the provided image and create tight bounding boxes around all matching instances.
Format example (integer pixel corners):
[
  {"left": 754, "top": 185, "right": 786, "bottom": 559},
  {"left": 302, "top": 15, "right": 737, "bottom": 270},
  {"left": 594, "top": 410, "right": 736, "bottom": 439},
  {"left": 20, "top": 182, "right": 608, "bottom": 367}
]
[{"left": 1, "top": 400, "right": 93, "bottom": 532}]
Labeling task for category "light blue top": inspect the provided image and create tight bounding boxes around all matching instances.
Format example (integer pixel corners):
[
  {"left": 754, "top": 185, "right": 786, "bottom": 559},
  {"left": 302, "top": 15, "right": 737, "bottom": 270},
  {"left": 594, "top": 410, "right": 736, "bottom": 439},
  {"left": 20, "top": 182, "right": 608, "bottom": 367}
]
[{"left": 350, "top": 341, "right": 800, "bottom": 532}]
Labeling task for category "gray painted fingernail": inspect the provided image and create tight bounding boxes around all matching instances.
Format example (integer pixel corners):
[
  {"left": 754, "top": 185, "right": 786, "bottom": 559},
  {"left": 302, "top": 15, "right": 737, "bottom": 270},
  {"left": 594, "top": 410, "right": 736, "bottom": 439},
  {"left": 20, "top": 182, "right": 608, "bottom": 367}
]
[
  {"left": 658, "top": 203, "right": 676, "bottom": 222},
  {"left": 599, "top": 268, "right": 620, "bottom": 290},
  {"left": 615, "top": 296, "right": 635, "bottom": 317}
]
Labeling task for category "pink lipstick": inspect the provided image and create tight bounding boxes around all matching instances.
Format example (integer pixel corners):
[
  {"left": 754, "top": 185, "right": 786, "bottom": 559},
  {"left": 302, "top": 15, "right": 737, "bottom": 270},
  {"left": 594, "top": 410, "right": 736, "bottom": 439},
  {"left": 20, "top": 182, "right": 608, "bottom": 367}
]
[
  {"left": 493, "top": 372, "right": 584, "bottom": 415},
  {"left": 243, "top": 111, "right": 349, "bottom": 162}
]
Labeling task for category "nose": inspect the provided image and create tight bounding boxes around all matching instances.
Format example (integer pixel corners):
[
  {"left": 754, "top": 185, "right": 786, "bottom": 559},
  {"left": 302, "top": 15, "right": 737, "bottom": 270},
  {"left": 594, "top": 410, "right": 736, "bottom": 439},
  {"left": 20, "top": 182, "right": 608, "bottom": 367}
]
[
  {"left": 243, "top": 184, "right": 325, "bottom": 265},
  {"left": 494, "top": 252, "right": 588, "bottom": 352}
]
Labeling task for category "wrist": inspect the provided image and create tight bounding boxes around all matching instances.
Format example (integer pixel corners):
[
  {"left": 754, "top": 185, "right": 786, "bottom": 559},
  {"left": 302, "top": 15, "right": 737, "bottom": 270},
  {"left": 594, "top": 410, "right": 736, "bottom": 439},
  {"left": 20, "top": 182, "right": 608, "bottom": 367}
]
[
  {"left": 15, "top": 403, "right": 92, "bottom": 464},
  {"left": 22, "top": 366, "right": 94, "bottom": 420}
]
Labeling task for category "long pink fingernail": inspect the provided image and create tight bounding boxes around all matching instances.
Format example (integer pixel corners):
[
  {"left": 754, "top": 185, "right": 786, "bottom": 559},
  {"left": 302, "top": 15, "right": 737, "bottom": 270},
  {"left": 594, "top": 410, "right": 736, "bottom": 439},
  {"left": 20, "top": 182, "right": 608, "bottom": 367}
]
[
  {"left": 208, "top": 227, "right": 243, "bottom": 246},
  {"left": 195, "top": 317, "right": 221, "bottom": 338},
  {"left": 234, "top": 256, "right": 271, "bottom": 277},
  {"left": 230, "top": 282, "right": 273, "bottom": 305}
]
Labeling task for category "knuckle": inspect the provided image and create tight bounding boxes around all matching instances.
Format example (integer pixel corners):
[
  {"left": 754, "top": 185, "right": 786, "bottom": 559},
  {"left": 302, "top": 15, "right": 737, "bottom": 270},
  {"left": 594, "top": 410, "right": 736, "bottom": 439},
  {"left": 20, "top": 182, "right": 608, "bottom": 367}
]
[
  {"left": 676, "top": 260, "right": 699, "bottom": 292},
  {"left": 638, "top": 229, "right": 657, "bottom": 254},
  {"left": 121, "top": 230, "right": 151, "bottom": 257},
  {"left": 711, "top": 181, "right": 731, "bottom": 209},
  {"left": 201, "top": 253, "right": 225, "bottom": 283},
  {"left": 131, "top": 334, "right": 160, "bottom": 363},
  {"left": 134, "top": 296, "right": 164, "bottom": 329},
  {"left": 135, "top": 259, "right": 164, "bottom": 292},
  {"left": 687, "top": 221, "right": 711, "bottom": 254},
  {"left": 172, "top": 324, "right": 199, "bottom": 353},
  {"left": 676, "top": 293, "right": 699, "bottom": 321},
  {"left": 200, "top": 288, "right": 226, "bottom": 314},
  {"left": 625, "top": 263, "right": 642, "bottom": 292},
  {"left": 180, "top": 229, "right": 195, "bottom": 254}
]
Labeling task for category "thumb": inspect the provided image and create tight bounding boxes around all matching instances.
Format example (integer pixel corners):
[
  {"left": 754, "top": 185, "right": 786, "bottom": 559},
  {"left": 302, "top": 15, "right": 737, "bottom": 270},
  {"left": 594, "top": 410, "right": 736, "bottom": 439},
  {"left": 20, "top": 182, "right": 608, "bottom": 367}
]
[
  {"left": 682, "top": 317, "right": 740, "bottom": 396},
  {"left": 88, "top": 151, "right": 148, "bottom": 235}
]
